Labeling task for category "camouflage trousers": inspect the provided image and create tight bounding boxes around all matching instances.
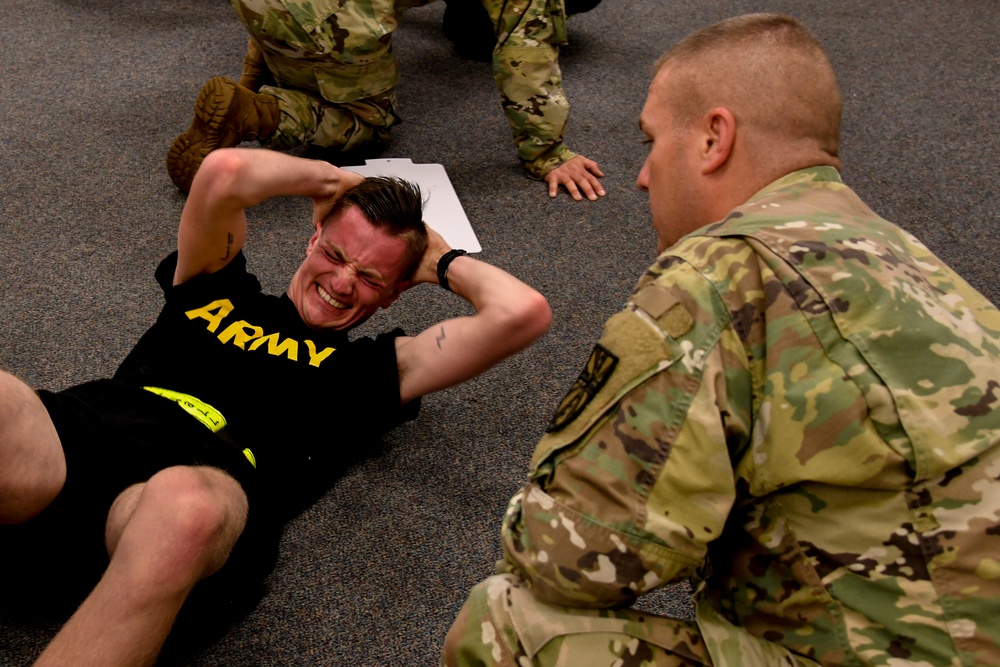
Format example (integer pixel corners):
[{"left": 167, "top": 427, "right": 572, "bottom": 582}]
[
  {"left": 259, "top": 85, "right": 399, "bottom": 153},
  {"left": 228, "top": 0, "right": 402, "bottom": 152},
  {"left": 441, "top": 574, "right": 711, "bottom": 667}
]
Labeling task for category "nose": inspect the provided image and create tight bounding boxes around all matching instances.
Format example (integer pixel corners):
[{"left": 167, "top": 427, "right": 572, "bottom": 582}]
[
  {"left": 329, "top": 264, "right": 356, "bottom": 294},
  {"left": 636, "top": 160, "right": 649, "bottom": 192}
]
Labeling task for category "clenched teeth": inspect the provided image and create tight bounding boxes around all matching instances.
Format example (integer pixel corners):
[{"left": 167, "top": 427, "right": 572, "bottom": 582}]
[{"left": 317, "top": 285, "right": 349, "bottom": 310}]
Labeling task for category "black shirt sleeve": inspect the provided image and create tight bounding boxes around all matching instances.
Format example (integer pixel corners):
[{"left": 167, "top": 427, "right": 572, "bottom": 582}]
[{"left": 155, "top": 251, "right": 262, "bottom": 298}]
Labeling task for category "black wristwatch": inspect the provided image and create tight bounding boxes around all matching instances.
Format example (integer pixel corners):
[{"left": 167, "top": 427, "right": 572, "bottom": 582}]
[{"left": 436, "top": 249, "right": 468, "bottom": 292}]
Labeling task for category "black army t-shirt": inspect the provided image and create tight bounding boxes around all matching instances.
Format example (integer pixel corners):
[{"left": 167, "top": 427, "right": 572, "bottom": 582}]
[{"left": 114, "top": 252, "right": 419, "bottom": 495}]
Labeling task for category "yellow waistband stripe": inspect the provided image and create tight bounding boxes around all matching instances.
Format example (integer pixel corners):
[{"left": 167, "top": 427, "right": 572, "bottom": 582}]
[
  {"left": 142, "top": 386, "right": 227, "bottom": 433},
  {"left": 142, "top": 386, "right": 256, "bottom": 468}
]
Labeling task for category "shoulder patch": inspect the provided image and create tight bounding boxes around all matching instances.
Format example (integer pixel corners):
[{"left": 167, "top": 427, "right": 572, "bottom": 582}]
[
  {"left": 546, "top": 343, "right": 619, "bottom": 432},
  {"left": 632, "top": 284, "right": 694, "bottom": 338},
  {"left": 632, "top": 283, "right": 676, "bottom": 318}
]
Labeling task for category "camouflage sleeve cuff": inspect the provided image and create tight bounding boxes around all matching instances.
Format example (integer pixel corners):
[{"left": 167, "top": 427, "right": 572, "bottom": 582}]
[
  {"left": 501, "top": 483, "right": 702, "bottom": 608},
  {"left": 523, "top": 145, "right": 578, "bottom": 180}
]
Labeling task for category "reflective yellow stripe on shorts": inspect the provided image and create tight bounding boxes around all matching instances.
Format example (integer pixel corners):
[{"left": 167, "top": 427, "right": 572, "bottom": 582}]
[
  {"left": 141, "top": 386, "right": 256, "bottom": 468},
  {"left": 143, "top": 386, "right": 227, "bottom": 431}
]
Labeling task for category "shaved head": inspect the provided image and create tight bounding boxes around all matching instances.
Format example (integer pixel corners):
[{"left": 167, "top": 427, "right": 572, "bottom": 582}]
[
  {"left": 637, "top": 14, "right": 845, "bottom": 250},
  {"left": 654, "top": 14, "right": 842, "bottom": 169}
]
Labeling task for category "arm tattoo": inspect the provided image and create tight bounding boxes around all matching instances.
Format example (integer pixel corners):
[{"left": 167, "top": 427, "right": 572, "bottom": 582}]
[
  {"left": 436, "top": 326, "right": 446, "bottom": 349},
  {"left": 221, "top": 232, "right": 234, "bottom": 261}
]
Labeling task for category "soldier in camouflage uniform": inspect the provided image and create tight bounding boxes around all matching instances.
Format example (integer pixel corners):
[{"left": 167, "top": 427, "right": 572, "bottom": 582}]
[
  {"left": 167, "top": 0, "right": 605, "bottom": 201},
  {"left": 442, "top": 13, "right": 1000, "bottom": 667}
]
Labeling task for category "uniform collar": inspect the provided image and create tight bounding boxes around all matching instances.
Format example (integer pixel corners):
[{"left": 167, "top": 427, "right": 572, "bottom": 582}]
[{"left": 747, "top": 166, "right": 843, "bottom": 204}]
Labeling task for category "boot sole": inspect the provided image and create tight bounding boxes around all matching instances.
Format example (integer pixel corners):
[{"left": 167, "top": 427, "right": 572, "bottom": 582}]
[{"left": 166, "top": 76, "right": 239, "bottom": 194}]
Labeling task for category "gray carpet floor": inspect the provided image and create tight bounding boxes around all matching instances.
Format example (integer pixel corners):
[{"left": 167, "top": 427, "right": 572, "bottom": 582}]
[{"left": 1, "top": 0, "right": 997, "bottom": 665}]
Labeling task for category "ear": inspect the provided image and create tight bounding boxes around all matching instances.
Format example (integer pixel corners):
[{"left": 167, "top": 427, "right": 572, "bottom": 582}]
[
  {"left": 305, "top": 227, "right": 321, "bottom": 256},
  {"left": 700, "top": 107, "right": 736, "bottom": 175}
]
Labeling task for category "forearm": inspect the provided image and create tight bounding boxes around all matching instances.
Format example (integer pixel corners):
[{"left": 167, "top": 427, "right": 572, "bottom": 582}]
[
  {"left": 443, "top": 255, "right": 551, "bottom": 349},
  {"left": 489, "top": 0, "right": 575, "bottom": 178},
  {"left": 429, "top": 254, "right": 552, "bottom": 387},
  {"left": 199, "top": 148, "right": 348, "bottom": 208},
  {"left": 176, "top": 148, "right": 357, "bottom": 284},
  {"left": 395, "top": 251, "right": 551, "bottom": 403},
  {"left": 499, "top": 408, "right": 730, "bottom": 610},
  {"left": 500, "top": 482, "right": 702, "bottom": 608},
  {"left": 494, "top": 44, "right": 574, "bottom": 178}
]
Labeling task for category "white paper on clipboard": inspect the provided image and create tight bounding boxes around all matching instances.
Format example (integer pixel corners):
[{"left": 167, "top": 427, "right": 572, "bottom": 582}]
[{"left": 343, "top": 158, "right": 481, "bottom": 253}]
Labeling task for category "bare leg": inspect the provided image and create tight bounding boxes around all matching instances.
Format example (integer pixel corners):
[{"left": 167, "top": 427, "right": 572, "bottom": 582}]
[
  {"left": 34, "top": 465, "right": 248, "bottom": 667},
  {"left": 0, "top": 369, "right": 65, "bottom": 524}
]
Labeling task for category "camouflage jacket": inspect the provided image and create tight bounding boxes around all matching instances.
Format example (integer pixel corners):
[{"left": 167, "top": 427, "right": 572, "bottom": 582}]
[
  {"left": 233, "top": 0, "right": 575, "bottom": 178},
  {"left": 500, "top": 167, "right": 1000, "bottom": 666}
]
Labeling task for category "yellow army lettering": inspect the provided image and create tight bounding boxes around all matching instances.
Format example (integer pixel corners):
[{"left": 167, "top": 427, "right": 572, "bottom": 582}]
[{"left": 185, "top": 299, "right": 335, "bottom": 367}]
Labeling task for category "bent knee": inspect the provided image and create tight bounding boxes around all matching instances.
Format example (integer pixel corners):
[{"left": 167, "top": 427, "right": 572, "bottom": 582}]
[
  {"left": 0, "top": 370, "right": 65, "bottom": 524},
  {"left": 142, "top": 466, "right": 248, "bottom": 554}
]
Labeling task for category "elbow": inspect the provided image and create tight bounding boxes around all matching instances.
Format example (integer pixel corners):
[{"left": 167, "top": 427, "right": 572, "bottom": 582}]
[
  {"left": 489, "top": 287, "right": 552, "bottom": 352},
  {"left": 190, "top": 148, "right": 247, "bottom": 199},
  {"left": 513, "top": 289, "right": 553, "bottom": 345}
]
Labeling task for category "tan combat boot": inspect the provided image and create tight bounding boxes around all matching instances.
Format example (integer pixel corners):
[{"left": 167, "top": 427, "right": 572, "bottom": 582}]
[
  {"left": 239, "top": 38, "right": 266, "bottom": 91},
  {"left": 166, "top": 76, "right": 279, "bottom": 194}
]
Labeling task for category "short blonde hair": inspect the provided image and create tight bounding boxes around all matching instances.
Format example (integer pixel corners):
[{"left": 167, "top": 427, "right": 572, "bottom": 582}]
[{"left": 655, "top": 14, "right": 841, "bottom": 157}]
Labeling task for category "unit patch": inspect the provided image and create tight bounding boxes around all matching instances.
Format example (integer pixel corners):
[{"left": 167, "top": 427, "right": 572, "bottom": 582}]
[{"left": 546, "top": 343, "right": 619, "bottom": 432}]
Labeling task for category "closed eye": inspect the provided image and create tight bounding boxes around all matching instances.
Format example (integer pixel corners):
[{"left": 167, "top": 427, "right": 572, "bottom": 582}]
[{"left": 359, "top": 274, "right": 383, "bottom": 290}]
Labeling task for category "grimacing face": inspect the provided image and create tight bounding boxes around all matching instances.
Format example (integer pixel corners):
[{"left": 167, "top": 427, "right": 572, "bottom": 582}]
[{"left": 288, "top": 205, "right": 410, "bottom": 331}]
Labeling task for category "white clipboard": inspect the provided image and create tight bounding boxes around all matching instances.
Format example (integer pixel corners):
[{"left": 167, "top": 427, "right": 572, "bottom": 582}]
[{"left": 343, "top": 158, "right": 481, "bottom": 253}]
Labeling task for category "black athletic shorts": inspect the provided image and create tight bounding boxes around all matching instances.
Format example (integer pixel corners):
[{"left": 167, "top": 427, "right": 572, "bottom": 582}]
[{"left": 0, "top": 379, "right": 279, "bottom": 611}]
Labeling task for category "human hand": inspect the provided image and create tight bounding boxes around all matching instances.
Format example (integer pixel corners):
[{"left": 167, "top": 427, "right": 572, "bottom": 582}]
[
  {"left": 410, "top": 225, "right": 452, "bottom": 286},
  {"left": 311, "top": 167, "right": 365, "bottom": 228},
  {"left": 544, "top": 155, "right": 606, "bottom": 201}
]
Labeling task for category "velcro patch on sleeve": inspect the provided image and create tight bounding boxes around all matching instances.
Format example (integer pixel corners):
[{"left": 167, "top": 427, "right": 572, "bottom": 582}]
[
  {"left": 632, "top": 283, "right": 676, "bottom": 319},
  {"left": 633, "top": 283, "right": 694, "bottom": 339},
  {"left": 531, "top": 309, "right": 678, "bottom": 470},
  {"left": 546, "top": 343, "right": 619, "bottom": 433}
]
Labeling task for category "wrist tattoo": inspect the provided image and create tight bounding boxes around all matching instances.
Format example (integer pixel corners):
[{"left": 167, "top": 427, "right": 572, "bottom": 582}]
[{"left": 436, "top": 326, "right": 446, "bottom": 349}]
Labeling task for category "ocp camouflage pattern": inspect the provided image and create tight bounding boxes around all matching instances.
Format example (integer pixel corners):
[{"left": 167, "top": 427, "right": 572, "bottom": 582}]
[
  {"left": 485, "top": 167, "right": 1000, "bottom": 665},
  {"left": 487, "top": 0, "right": 576, "bottom": 177},
  {"left": 445, "top": 573, "right": 711, "bottom": 666},
  {"left": 228, "top": 0, "right": 576, "bottom": 176}
]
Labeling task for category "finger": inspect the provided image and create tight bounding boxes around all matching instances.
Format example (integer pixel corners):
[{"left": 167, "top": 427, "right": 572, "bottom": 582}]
[
  {"left": 564, "top": 179, "right": 583, "bottom": 201},
  {"left": 548, "top": 178, "right": 560, "bottom": 198},
  {"left": 575, "top": 178, "right": 599, "bottom": 201},
  {"left": 587, "top": 174, "right": 607, "bottom": 198}
]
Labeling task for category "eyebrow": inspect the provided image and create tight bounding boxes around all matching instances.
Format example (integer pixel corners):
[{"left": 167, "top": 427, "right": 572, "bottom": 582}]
[{"left": 324, "top": 242, "right": 385, "bottom": 284}]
